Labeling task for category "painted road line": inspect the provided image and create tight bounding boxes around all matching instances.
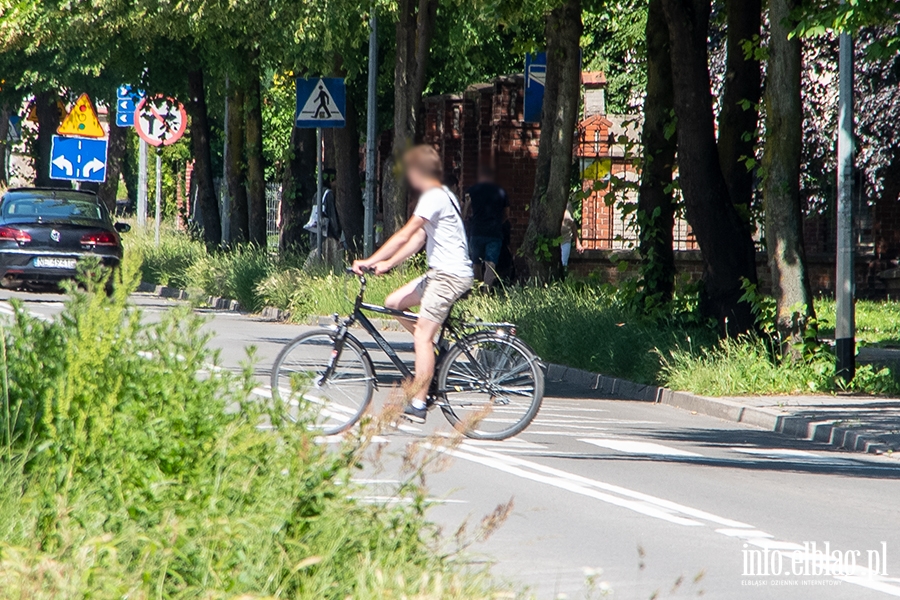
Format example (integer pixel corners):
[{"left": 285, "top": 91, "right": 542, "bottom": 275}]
[
  {"left": 436, "top": 445, "right": 704, "bottom": 527},
  {"left": 730, "top": 447, "right": 860, "bottom": 465},
  {"left": 579, "top": 438, "right": 703, "bottom": 457},
  {"left": 0, "top": 301, "right": 51, "bottom": 322},
  {"left": 457, "top": 443, "right": 750, "bottom": 528},
  {"left": 443, "top": 442, "right": 900, "bottom": 596}
]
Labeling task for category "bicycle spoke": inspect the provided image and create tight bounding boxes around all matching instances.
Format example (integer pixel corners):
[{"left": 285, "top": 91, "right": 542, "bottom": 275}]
[
  {"left": 272, "top": 331, "right": 374, "bottom": 436},
  {"left": 438, "top": 334, "right": 543, "bottom": 440}
]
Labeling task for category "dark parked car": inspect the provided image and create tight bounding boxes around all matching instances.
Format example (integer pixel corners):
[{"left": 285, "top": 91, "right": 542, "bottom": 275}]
[{"left": 0, "top": 188, "right": 130, "bottom": 290}]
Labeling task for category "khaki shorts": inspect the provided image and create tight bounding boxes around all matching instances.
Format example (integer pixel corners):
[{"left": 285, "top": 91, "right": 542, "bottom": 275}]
[{"left": 414, "top": 269, "right": 474, "bottom": 324}]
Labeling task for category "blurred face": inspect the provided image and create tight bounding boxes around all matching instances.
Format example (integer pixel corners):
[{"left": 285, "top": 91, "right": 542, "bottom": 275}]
[{"left": 405, "top": 165, "right": 430, "bottom": 193}]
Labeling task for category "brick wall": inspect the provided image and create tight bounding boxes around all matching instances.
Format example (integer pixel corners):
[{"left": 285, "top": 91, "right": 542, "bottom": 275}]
[{"left": 568, "top": 250, "right": 885, "bottom": 297}]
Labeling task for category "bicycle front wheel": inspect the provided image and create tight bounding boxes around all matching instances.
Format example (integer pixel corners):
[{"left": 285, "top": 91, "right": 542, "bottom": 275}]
[
  {"left": 436, "top": 331, "right": 544, "bottom": 440},
  {"left": 270, "top": 330, "right": 375, "bottom": 435}
]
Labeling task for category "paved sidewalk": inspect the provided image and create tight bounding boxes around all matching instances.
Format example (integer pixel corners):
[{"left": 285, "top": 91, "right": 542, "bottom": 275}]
[{"left": 545, "top": 363, "right": 900, "bottom": 456}]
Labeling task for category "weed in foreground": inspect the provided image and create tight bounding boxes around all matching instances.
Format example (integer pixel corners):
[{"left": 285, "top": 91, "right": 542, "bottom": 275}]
[{"left": 0, "top": 254, "right": 510, "bottom": 599}]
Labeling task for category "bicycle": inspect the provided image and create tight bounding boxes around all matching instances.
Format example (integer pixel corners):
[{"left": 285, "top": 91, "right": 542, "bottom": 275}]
[{"left": 270, "top": 268, "right": 545, "bottom": 440}]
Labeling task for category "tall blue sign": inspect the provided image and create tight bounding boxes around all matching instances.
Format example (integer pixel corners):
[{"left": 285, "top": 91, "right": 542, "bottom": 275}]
[
  {"left": 49, "top": 135, "right": 108, "bottom": 183},
  {"left": 115, "top": 85, "right": 143, "bottom": 128},
  {"left": 524, "top": 52, "right": 547, "bottom": 123},
  {"left": 295, "top": 78, "right": 346, "bottom": 128}
]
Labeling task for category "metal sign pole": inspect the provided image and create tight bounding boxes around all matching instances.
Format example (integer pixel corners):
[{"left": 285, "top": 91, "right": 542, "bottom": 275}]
[
  {"left": 138, "top": 139, "right": 148, "bottom": 227},
  {"left": 835, "top": 19, "right": 855, "bottom": 381},
  {"left": 316, "top": 127, "right": 323, "bottom": 259},
  {"left": 364, "top": 8, "right": 378, "bottom": 256},
  {"left": 155, "top": 151, "right": 162, "bottom": 246}
]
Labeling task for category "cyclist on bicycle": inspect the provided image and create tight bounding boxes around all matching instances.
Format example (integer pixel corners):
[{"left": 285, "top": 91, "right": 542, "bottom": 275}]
[{"left": 352, "top": 145, "right": 474, "bottom": 423}]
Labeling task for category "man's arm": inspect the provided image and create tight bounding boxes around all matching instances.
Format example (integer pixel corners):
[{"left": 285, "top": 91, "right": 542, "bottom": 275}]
[
  {"left": 373, "top": 226, "right": 426, "bottom": 273},
  {"left": 353, "top": 216, "right": 427, "bottom": 273}
]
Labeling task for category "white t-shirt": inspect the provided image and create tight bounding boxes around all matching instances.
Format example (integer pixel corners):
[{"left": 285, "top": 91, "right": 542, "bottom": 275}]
[{"left": 413, "top": 186, "right": 473, "bottom": 278}]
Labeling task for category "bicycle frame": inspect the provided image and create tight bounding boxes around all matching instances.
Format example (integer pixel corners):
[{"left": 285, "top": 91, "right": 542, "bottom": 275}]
[{"left": 325, "top": 271, "right": 520, "bottom": 392}]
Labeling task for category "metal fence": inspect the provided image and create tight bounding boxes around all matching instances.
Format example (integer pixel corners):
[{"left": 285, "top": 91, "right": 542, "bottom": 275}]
[{"left": 265, "top": 183, "right": 281, "bottom": 252}]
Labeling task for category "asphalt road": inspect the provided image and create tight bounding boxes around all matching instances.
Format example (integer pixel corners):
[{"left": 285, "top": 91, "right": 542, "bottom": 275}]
[{"left": 6, "top": 289, "right": 900, "bottom": 599}]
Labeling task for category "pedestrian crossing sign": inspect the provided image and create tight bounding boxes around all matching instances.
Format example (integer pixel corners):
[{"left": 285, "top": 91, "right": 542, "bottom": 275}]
[
  {"left": 57, "top": 93, "right": 105, "bottom": 138},
  {"left": 295, "top": 78, "right": 345, "bottom": 128}
]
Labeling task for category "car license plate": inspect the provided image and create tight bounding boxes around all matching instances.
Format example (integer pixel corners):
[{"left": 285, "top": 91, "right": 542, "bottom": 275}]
[{"left": 34, "top": 257, "right": 77, "bottom": 269}]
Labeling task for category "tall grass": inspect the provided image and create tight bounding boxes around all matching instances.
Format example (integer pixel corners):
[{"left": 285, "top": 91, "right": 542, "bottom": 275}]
[
  {"left": 0, "top": 256, "right": 508, "bottom": 599},
  {"left": 257, "top": 265, "right": 427, "bottom": 319},
  {"left": 659, "top": 334, "right": 900, "bottom": 396},
  {"left": 124, "top": 223, "right": 207, "bottom": 289},
  {"left": 462, "top": 281, "right": 715, "bottom": 385}
]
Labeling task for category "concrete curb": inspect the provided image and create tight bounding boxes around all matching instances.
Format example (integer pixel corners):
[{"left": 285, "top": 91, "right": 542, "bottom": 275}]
[
  {"left": 656, "top": 389, "right": 892, "bottom": 454},
  {"left": 136, "top": 282, "right": 243, "bottom": 313}
]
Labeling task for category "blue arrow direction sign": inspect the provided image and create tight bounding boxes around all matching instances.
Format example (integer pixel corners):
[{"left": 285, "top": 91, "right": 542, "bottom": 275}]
[
  {"left": 116, "top": 97, "right": 136, "bottom": 127},
  {"left": 296, "top": 78, "right": 346, "bottom": 128},
  {"left": 524, "top": 52, "right": 546, "bottom": 123},
  {"left": 116, "top": 85, "right": 144, "bottom": 127},
  {"left": 49, "top": 135, "right": 108, "bottom": 183}
]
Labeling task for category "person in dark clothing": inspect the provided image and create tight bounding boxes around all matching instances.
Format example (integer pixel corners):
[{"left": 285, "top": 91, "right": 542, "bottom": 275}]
[
  {"left": 304, "top": 168, "right": 341, "bottom": 244},
  {"left": 463, "top": 165, "right": 509, "bottom": 288}
]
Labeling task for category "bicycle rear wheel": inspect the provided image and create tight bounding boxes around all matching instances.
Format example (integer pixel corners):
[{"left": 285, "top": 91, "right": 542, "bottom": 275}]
[
  {"left": 436, "top": 331, "right": 544, "bottom": 440},
  {"left": 270, "top": 330, "right": 375, "bottom": 435}
]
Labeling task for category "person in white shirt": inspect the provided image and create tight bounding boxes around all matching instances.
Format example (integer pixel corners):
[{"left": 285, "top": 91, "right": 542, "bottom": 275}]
[{"left": 352, "top": 145, "right": 474, "bottom": 423}]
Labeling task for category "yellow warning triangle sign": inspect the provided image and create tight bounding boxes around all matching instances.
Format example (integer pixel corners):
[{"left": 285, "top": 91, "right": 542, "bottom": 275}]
[
  {"left": 26, "top": 99, "right": 66, "bottom": 124},
  {"left": 57, "top": 93, "right": 105, "bottom": 138}
]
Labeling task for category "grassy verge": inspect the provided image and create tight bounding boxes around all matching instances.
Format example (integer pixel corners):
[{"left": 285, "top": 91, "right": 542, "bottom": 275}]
[
  {"left": 124, "top": 226, "right": 900, "bottom": 397},
  {"left": 0, "top": 258, "right": 510, "bottom": 599}
]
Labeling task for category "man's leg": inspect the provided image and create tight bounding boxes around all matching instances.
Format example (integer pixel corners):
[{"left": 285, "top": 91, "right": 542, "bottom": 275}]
[
  {"left": 482, "top": 238, "right": 502, "bottom": 287},
  {"left": 410, "top": 316, "right": 442, "bottom": 406},
  {"left": 483, "top": 262, "right": 498, "bottom": 287},
  {"left": 470, "top": 237, "right": 483, "bottom": 283},
  {"left": 384, "top": 277, "right": 424, "bottom": 334}
]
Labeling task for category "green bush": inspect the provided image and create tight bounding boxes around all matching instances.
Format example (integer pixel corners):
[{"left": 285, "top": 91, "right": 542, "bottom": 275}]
[
  {"left": 659, "top": 334, "right": 900, "bottom": 396},
  {"left": 124, "top": 224, "right": 207, "bottom": 289},
  {"left": 186, "top": 244, "right": 281, "bottom": 311},
  {"left": 0, "top": 257, "right": 504, "bottom": 599}
]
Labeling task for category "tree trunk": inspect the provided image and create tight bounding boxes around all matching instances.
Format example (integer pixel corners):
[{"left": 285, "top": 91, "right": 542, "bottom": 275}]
[
  {"left": 383, "top": 0, "right": 417, "bottom": 238},
  {"left": 717, "top": 0, "right": 762, "bottom": 211},
  {"left": 382, "top": 0, "right": 439, "bottom": 238},
  {"left": 637, "top": 0, "right": 678, "bottom": 302},
  {"left": 121, "top": 131, "right": 138, "bottom": 206},
  {"left": 226, "top": 83, "right": 249, "bottom": 244},
  {"left": 186, "top": 66, "right": 222, "bottom": 246},
  {"left": 34, "top": 91, "right": 66, "bottom": 188},
  {"left": 0, "top": 105, "right": 9, "bottom": 188},
  {"left": 279, "top": 126, "right": 317, "bottom": 253},
  {"left": 245, "top": 59, "right": 267, "bottom": 247},
  {"left": 763, "top": 0, "right": 814, "bottom": 351},
  {"left": 661, "top": 0, "right": 757, "bottom": 336},
  {"left": 413, "top": 0, "right": 439, "bottom": 142},
  {"left": 333, "top": 89, "right": 365, "bottom": 256},
  {"left": 97, "top": 120, "right": 127, "bottom": 212},
  {"left": 520, "top": 0, "right": 583, "bottom": 281}
]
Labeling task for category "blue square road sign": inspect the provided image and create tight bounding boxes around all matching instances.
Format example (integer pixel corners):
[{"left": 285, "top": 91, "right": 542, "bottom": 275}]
[
  {"left": 49, "top": 135, "right": 109, "bottom": 183},
  {"left": 296, "top": 78, "right": 346, "bottom": 128}
]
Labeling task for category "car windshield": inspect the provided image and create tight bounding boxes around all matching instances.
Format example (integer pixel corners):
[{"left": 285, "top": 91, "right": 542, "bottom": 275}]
[{"left": 2, "top": 197, "right": 104, "bottom": 222}]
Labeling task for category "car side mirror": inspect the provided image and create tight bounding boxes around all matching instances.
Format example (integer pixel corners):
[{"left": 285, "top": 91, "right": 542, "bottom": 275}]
[{"left": 115, "top": 222, "right": 132, "bottom": 233}]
